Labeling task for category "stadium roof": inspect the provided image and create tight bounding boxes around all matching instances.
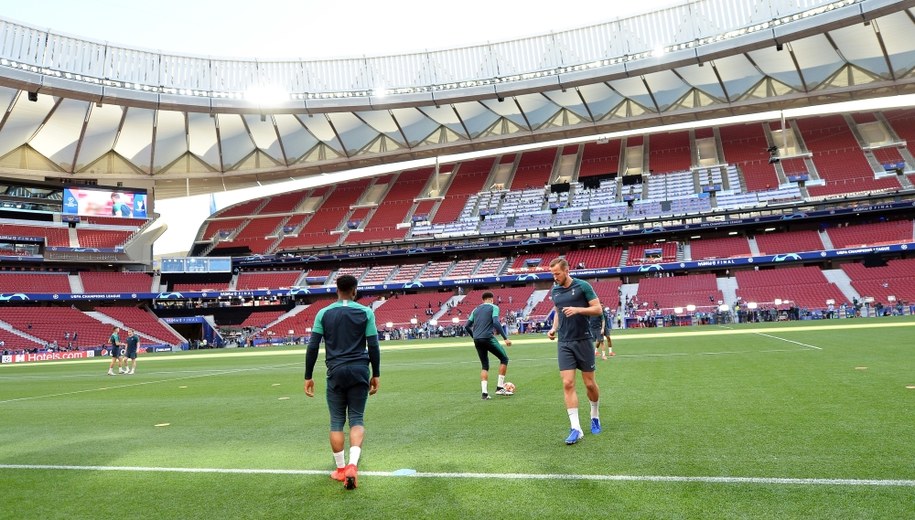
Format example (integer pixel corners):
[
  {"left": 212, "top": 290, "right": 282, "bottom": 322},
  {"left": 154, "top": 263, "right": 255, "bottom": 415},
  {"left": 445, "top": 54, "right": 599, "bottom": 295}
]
[{"left": 0, "top": 0, "right": 913, "bottom": 199}]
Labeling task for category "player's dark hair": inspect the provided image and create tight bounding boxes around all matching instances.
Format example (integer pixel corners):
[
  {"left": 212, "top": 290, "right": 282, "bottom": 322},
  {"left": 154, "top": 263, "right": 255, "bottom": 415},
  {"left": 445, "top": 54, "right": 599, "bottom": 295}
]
[
  {"left": 336, "top": 274, "right": 358, "bottom": 294},
  {"left": 482, "top": 292, "right": 494, "bottom": 300},
  {"left": 549, "top": 257, "right": 568, "bottom": 269}
]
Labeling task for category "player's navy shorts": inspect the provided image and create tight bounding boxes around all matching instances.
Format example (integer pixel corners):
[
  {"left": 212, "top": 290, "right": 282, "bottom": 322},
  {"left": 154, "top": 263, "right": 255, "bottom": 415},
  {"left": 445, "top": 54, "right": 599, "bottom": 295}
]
[
  {"left": 473, "top": 338, "right": 509, "bottom": 371},
  {"left": 125, "top": 347, "right": 138, "bottom": 360},
  {"left": 110, "top": 346, "right": 122, "bottom": 357},
  {"left": 557, "top": 339, "right": 596, "bottom": 372},
  {"left": 325, "top": 362, "right": 370, "bottom": 431},
  {"left": 589, "top": 326, "right": 603, "bottom": 341}
]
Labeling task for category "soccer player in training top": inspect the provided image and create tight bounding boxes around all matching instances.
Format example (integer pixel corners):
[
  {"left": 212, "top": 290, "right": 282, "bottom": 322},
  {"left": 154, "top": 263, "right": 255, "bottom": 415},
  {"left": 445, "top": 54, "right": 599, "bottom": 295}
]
[
  {"left": 106, "top": 326, "right": 125, "bottom": 376},
  {"left": 590, "top": 307, "right": 614, "bottom": 360},
  {"left": 465, "top": 291, "right": 513, "bottom": 399},
  {"left": 123, "top": 328, "right": 140, "bottom": 375},
  {"left": 304, "top": 275, "right": 380, "bottom": 490},
  {"left": 547, "top": 257, "right": 603, "bottom": 445}
]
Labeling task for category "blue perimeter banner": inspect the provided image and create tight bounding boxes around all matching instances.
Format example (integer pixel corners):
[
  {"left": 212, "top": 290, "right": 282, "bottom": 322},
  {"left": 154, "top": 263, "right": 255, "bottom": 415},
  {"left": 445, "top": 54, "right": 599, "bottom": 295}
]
[{"left": 0, "top": 242, "right": 910, "bottom": 302}]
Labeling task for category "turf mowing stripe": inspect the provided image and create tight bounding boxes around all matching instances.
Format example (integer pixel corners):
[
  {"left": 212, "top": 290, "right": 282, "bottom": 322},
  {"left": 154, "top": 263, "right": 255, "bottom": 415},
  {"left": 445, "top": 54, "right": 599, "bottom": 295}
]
[
  {"left": 0, "top": 362, "right": 300, "bottom": 405},
  {"left": 1, "top": 464, "right": 912, "bottom": 487}
]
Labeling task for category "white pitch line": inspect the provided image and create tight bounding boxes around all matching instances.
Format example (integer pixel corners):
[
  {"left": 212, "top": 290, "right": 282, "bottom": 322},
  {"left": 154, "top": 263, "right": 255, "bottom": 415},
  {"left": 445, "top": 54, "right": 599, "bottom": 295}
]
[
  {"left": 0, "top": 464, "right": 912, "bottom": 487},
  {"left": 750, "top": 332, "right": 822, "bottom": 350}
]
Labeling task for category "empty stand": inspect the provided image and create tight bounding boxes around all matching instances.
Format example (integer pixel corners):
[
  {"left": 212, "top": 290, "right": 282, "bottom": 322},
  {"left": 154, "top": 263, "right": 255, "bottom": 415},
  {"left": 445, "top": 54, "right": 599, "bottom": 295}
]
[
  {"left": 626, "top": 242, "right": 678, "bottom": 265},
  {"left": 432, "top": 158, "right": 494, "bottom": 224},
  {"left": 2, "top": 307, "right": 120, "bottom": 349},
  {"left": 648, "top": 131, "right": 692, "bottom": 173},
  {"left": 0, "top": 327, "right": 43, "bottom": 351},
  {"left": 636, "top": 273, "right": 722, "bottom": 313},
  {"left": 389, "top": 263, "right": 425, "bottom": 283},
  {"left": 80, "top": 272, "right": 153, "bottom": 293},
  {"left": 0, "top": 223, "right": 70, "bottom": 247},
  {"left": 95, "top": 306, "right": 184, "bottom": 345},
  {"left": 689, "top": 236, "right": 752, "bottom": 260},
  {"left": 75, "top": 229, "right": 133, "bottom": 248},
  {"left": 277, "top": 180, "right": 371, "bottom": 249},
  {"left": 579, "top": 141, "right": 621, "bottom": 177},
  {"left": 796, "top": 115, "right": 900, "bottom": 197},
  {"left": 444, "top": 286, "right": 536, "bottom": 324},
  {"left": 235, "top": 271, "right": 302, "bottom": 290},
  {"left": 754, "top": 230, "right": 824, "bottom": 254},
  {"left": 825, "top": 220, "right": 914, "bottom": 249},
  {"left": 0, "top": 272, "right": 71, "bottom": 293},
  {"left": 565, "top": 246, "right": 624, "bottom": 269},
  {"left": 720, "top": 123, "right": 780, "bottom": 191},
  {"left": 513, "top": 149, "right": 555, "bottom": 188},
  {"left": 735, "top": 266, "right": 847, "bottom": 310},
  {"left": 841, "top": 258, "right": 915, "bottom": 305}
]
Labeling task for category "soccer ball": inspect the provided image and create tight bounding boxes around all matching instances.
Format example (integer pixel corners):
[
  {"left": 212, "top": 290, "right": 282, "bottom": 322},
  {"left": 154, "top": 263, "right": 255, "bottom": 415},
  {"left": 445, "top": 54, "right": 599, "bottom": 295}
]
[{"left": 503, "top": 382, "right": 516, "bottom": 393}]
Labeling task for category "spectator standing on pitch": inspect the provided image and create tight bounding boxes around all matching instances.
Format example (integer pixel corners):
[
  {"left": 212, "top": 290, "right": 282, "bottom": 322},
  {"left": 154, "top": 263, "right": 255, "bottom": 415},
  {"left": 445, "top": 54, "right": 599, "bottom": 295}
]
[
  {"left": 106, "top": 326, "right": 125, "bottom": 376},
  {"left": 464, "top": 291, "right": 513, "bottom": 400},
  {"left": 547, "top": 257, "right": 603, "bottom": 445},
  {"left": 304, "top": 275, "right": 380, "bottom": 491},
  {"left": 123, "top": 328, "right": 140, "bottom": 375}
]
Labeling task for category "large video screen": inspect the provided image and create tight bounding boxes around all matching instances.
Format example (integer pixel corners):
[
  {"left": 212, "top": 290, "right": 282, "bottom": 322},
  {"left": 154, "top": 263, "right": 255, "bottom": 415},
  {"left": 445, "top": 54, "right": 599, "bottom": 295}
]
[{"left": 62, "top": 187, "right": 148, "bottom": 218}]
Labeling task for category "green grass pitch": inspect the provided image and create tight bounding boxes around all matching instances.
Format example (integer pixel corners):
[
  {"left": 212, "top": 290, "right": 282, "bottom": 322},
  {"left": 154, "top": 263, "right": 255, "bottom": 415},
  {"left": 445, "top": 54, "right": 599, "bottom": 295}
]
[{"left": 1, "top": 317, "right": 914, "bottom": 519}]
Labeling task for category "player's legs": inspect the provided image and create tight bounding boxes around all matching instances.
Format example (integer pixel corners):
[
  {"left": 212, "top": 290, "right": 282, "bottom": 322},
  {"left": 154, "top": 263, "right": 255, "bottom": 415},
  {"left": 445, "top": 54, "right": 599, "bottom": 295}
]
[
  {"left": 581, "top": 370, "right": 599, "bottom": 403},
  {"left": 560, "top": 368, "right": 578, "bottom": 409},
  {"left": 341, "top": 365, "right": 370, "bottom": 490},
  {"left": 475, "top": 340, "right": 492, "bottom": 398},
  {"left": 605, "top": 333, "right": 614, "bottom": 356},
  {"left": 487, "top": 338, "right": 511, "bottom": 394},
  {"left": 107, "top": 349, "right": 119, "bottom": 374},
  {"left": 326, "top": 370, "right": 350, "bottom": 481}
]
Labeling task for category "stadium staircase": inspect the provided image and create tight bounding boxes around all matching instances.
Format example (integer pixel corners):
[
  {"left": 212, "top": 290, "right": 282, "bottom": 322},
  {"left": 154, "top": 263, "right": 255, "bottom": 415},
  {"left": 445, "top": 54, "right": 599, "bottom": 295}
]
[
  {"left": 431, "top": 296, "right": 465, "bottom": 322},
  {"left": 818, "top": 230, "right": 835, "bottom": 250},
  {"left": 717, "top": 277, "right": 739, "bottom": 307},
  {"left": 524, "top": 290, "right": 549, "bottom": 318},
  {"left": 821, "top": 269, "right": 861, "bottom": 304},
  {"left": 68, "top": 274, "right": 84, "bottom": 293},
  {"left": 682, "top": 242, "right": 692, "bottom": 261},
  {"left": 747, "top": 236, "right": 761, "bottom": 256},
  {"left": 0, "top": 321, "right": 45, "bottom": 348},
  {"left": 620, "top": 283, "right": 639, "bottom": 312}
]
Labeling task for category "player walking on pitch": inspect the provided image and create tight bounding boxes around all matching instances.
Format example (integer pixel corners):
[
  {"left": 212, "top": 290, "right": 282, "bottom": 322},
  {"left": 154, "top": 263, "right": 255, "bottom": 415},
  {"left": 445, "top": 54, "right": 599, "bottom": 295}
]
[
  {"left": 304, "top": 275, "right": 380, "bottom": 490},
  {"left": 547, "top": 258, "right": 603, "bottom": 445},
  {"left": 106, "top": 326, "right": 125, "bottom": 376},
  {"left": 123, "top": 328, "right": 140, "bottom": 374},
  {"left": 591, "top": 307, "right": 614, "bottom": 360},
  {"left": 465, "top": 291, "right": 512, "bottom": 399}
]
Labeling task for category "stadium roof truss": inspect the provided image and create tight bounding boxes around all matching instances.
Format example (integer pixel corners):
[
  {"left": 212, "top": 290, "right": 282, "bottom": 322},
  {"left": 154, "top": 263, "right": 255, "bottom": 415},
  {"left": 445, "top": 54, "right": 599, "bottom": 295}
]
[{"left": 0, "top": 0, "right": 913, "bottom": 198}]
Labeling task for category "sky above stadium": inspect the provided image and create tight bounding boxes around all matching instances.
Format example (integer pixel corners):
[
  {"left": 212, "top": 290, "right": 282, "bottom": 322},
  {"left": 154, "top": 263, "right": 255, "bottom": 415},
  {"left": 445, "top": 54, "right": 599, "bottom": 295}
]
[
  {"left": 2, "top": 0, "right": 685, "bottom": 59},
  {"left": 0, "top": 0, "right": 685, "bottom": 255}
]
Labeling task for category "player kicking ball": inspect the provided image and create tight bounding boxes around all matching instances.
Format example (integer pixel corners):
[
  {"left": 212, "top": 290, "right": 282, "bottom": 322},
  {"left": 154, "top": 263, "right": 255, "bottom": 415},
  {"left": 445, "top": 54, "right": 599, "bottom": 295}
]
[{"left": 464, "top": 291, "right": 512, "bottom": 400}]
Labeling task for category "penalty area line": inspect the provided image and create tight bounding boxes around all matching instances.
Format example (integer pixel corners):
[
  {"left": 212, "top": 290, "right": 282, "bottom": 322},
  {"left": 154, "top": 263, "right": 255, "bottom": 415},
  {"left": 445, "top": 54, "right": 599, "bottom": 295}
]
[{"left": 0, "top": 464, "right": 912, "bottom": 487}]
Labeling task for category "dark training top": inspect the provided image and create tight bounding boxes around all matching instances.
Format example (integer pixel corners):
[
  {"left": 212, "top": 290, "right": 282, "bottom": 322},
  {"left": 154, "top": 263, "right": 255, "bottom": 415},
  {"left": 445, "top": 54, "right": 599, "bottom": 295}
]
[
  {"left": 465, "top": 302, "right": 508, "bottom": 340},
  {"left": 304, "top": 300, "right": 380, "bottom": 380},
  {"left": 551, "top": 277, "right": 599, "bottom": 342},
  {"left": 588, "top": 312, "right": 607, "bottom": 334}
]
